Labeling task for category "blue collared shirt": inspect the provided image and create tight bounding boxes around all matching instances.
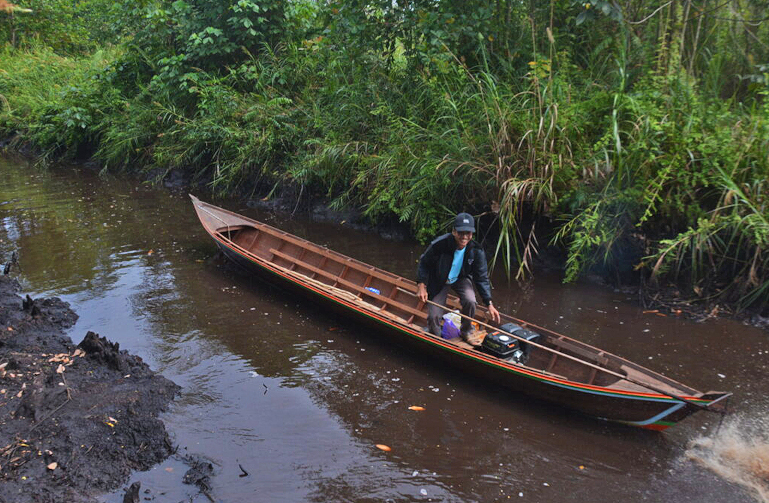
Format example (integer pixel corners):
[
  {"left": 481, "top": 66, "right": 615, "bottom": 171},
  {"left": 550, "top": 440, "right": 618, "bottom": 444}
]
[{"left": 447, "top": 247, "right": 466, "bottom": 284}]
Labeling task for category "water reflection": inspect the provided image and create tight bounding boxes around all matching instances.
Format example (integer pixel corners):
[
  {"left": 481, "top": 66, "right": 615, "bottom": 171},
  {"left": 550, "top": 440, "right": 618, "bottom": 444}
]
[{"left": 1, "top": 154, "right": 766, "bottom": 502}]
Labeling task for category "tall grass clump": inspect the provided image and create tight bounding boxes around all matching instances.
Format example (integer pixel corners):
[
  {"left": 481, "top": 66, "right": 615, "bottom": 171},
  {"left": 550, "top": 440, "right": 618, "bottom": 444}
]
[
  {"left": 96, "top": 69, "right": 304, "bottom": 189},
  {"left": 551, "top": 51, "right": 764, "bottom": 281},
  {"left": 0, "top": 45, "right": 123, "bottom": 163},
  {"left": 645, "top": 94, "right": 769, "bottom": 311},
  {"left": 285, "top": 48, "right": 577, "bottom": 261}
]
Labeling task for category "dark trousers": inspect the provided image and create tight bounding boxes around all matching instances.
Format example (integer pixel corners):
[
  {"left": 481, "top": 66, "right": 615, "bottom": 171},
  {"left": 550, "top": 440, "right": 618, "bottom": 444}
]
[{"left": 427, "top": 277, "right": 476, "bottom": 338}]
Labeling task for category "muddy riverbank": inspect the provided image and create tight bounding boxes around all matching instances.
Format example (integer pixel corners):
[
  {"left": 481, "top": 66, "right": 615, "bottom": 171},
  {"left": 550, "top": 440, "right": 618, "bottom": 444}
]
[{"left": 0, "top": 274, "right": 180, "bottom": 503}]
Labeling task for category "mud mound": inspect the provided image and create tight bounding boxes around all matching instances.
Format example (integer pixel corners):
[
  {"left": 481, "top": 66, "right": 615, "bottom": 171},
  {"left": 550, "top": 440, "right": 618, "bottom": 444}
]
[{"left": 0, "top": 276, "right": 180, "bottom": 503}]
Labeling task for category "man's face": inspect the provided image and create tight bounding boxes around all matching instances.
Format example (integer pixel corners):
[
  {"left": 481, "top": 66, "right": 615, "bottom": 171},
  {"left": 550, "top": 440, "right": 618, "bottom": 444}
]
[{"left": 452, "top": 229, "right": 473, "bottom": 249}]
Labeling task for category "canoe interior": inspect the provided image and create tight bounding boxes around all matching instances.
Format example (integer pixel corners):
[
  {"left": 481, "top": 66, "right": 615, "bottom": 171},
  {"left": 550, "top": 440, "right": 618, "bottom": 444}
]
[{"left": 208, "top": 221, "right": 705, "bottom": 398}]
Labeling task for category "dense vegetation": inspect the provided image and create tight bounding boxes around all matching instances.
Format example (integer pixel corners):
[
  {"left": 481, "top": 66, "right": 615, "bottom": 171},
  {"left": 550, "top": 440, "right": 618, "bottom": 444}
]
[{"left": 1, "top": 0, "right": 768, "bottom": 313}]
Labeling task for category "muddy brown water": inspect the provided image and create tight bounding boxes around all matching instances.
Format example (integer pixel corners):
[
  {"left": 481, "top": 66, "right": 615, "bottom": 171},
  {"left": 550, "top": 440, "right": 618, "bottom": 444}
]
[{"left": 1, "top": 155, "right": 768, "bottom": 503}]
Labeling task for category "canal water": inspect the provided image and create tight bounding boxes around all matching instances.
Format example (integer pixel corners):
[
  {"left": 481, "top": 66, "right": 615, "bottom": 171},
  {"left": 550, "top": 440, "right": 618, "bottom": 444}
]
[{"left": 1, "top": 154, "right": 767, "bottom": 502}]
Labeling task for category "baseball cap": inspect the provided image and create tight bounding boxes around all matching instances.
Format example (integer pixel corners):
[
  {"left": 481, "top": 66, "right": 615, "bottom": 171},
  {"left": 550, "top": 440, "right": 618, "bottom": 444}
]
[{"left": 454, "top": 213, "right": 475, "bottom": 232}]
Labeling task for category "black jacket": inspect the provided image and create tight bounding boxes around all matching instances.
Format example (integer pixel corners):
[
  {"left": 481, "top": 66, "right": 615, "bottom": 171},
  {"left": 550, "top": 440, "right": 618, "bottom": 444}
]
[{"left": 416, "top": 233, "right": 493, "bottom": 305}]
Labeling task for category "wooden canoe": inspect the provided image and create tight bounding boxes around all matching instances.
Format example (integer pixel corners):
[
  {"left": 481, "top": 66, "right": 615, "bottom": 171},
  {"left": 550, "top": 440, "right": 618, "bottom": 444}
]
[{"left": 191, "top": 195, "right": 731, "bottom": 431}]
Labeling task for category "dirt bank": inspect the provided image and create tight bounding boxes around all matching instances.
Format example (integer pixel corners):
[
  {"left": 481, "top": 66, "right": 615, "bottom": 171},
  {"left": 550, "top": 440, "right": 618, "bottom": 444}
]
[{"left": 0, "top": 275, "right": 180, "bottom": 503}]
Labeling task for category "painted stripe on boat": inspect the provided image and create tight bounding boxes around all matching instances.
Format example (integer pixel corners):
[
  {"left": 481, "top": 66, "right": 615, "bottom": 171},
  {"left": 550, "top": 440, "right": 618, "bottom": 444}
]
[{"left": 610, "top": 403, "right": 686, "bottom": 427}]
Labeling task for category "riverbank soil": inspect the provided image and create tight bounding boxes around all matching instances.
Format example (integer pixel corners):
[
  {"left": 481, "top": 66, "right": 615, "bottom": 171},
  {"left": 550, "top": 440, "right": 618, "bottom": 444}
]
[{"left": 0, "top": 275, "right": 180, "bottom": 503}]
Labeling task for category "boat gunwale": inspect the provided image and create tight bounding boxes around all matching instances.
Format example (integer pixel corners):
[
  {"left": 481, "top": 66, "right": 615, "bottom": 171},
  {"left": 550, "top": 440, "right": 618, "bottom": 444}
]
[{"left": 191, "top": 197, "right": 718, "bottom": 405}]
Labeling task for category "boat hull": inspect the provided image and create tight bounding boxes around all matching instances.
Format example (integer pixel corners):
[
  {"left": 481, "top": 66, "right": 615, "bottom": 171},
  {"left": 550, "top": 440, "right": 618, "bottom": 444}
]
[{"left": 191, "top": 195, "right": 729, "bottom": 431}]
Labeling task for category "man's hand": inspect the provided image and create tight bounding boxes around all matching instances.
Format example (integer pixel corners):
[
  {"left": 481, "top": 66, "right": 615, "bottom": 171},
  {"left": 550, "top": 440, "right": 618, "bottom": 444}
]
[
  {"left": 488, "top": 303, "right": 501, "bottom": 324},
  {"left": 417, "top": 283, "right": 428, "bottom": 304}
]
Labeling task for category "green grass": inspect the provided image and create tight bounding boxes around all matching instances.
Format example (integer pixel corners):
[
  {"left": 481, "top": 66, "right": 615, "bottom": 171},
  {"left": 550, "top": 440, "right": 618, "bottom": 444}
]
[{"left": 2, "top": 40, "right": 768, "bottom": 313}]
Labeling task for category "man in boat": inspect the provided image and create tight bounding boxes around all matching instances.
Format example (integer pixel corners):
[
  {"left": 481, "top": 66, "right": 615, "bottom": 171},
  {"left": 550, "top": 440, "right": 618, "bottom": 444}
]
[{"left": 416, "top": 213, "right": 501, "bottom": 341}]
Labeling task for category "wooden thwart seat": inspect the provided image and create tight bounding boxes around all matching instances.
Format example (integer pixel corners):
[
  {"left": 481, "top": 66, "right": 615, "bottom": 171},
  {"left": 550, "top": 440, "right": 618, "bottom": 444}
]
[
  {"left": 269, "top": 248, "right": 426, "bottom": 322},
  {"left": 253, "top": 225, "right": 417, "bottom": 295},
  {"left": 543, "top": 337, "right": 615, "bottom": 382},
  {"left": 553, "top": 338, "right": 610, "bottom": 366}
]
